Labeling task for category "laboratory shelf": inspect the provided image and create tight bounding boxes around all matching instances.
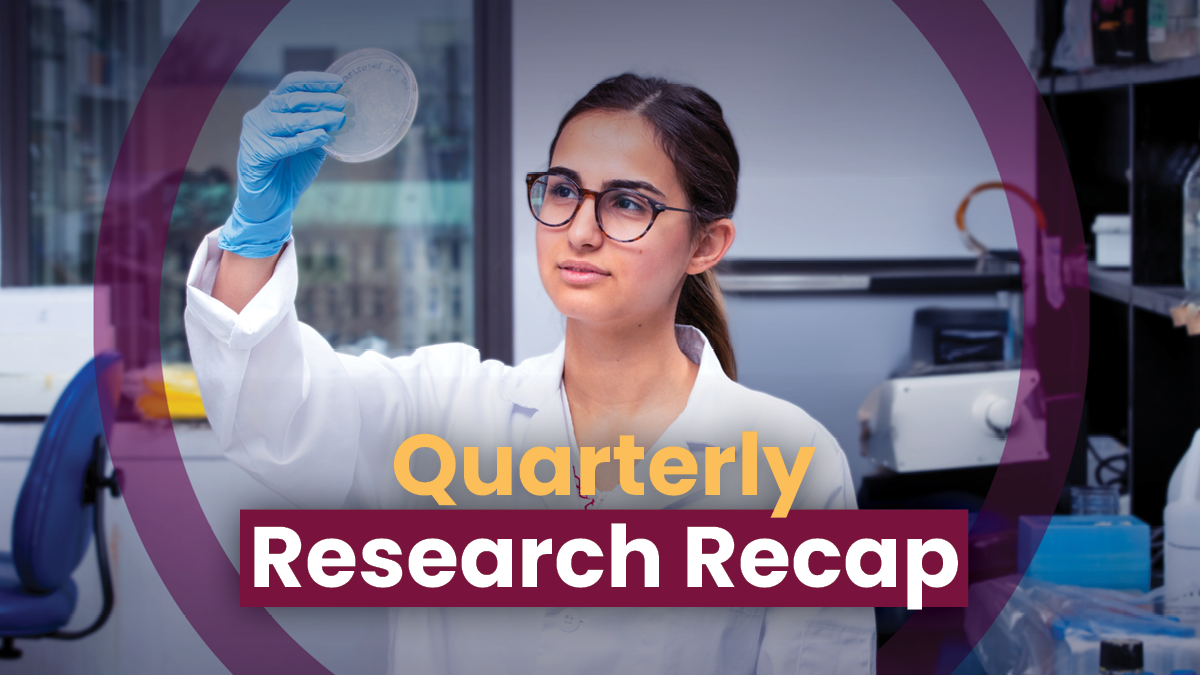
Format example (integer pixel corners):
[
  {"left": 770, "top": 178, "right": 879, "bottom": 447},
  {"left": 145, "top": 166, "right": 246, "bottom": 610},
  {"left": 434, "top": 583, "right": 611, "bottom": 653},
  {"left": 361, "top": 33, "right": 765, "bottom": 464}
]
[
  {"left": 715, "top": 257, "right": 1021, "bottom": 295},
  {"left": 1035, "top": 35, "right": 1200, "bottom": 528},
  {"left": 1037, "top": 55, "right": 1200, "bottom": 95},
  {"left": 1087, "top": 263, "right": 1198, "bottom": 318}
]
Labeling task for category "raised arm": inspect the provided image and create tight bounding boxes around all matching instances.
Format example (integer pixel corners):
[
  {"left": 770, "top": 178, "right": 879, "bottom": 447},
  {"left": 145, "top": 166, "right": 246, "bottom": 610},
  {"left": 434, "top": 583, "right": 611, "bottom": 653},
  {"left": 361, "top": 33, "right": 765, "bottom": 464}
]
[
  {"left": 187, "top": 72, "right": 506, "bottom": 512},
  {"left": 212, "top": 71, "right": 345, "bottom": 312},
  {"left": 211, "top": 249, "right": 282, "bottom": 314},
  {"left": 185, "top": 73, "right": 380, "bottom": 509},
  {"left": 187, "top": 230, "right": 496, "bottom": 511}
]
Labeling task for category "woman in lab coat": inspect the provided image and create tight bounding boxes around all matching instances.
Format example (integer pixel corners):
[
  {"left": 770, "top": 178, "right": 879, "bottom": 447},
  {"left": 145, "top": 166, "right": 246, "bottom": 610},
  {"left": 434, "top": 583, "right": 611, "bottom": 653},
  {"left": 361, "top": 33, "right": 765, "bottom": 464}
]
[{"left": 184, "top": 71, "right": 876, "bottom": 674}]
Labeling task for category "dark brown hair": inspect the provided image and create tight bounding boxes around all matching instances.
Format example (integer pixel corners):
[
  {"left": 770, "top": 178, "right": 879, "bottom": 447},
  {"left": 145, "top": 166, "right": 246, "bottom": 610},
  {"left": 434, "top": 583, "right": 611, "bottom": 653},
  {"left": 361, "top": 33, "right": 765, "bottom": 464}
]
[{"left": 548, "top": 73, "right": 739, "bottom": 380}]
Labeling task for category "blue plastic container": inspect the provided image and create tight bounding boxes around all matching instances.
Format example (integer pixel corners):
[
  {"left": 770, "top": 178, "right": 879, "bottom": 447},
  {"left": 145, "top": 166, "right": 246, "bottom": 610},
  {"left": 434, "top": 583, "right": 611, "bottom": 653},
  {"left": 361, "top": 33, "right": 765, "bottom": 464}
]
[{"left": 1018, "top": 515, "right": 1151, "bottom": 592}]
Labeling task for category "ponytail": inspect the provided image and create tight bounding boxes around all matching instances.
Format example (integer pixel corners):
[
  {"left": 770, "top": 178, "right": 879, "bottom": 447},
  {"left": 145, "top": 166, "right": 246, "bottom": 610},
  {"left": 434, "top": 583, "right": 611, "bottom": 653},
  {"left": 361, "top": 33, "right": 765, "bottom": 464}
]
[{"left": 676, "top": 269, "right": 737, "bottom": 380}]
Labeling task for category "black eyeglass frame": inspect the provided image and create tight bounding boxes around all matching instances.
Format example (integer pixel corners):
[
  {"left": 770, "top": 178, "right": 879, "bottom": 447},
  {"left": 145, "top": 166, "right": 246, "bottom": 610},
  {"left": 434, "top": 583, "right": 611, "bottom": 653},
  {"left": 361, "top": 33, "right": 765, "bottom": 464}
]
[{"left": 525, "top": 172, "right": 695, "bottom": 243}]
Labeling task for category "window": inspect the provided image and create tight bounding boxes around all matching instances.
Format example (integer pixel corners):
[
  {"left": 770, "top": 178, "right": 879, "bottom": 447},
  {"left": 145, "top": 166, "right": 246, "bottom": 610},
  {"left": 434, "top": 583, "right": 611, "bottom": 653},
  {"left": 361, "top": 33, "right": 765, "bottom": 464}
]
[
  {"left": 1, "top": 0, "right": 510, "bottom": 363},
  {"left": 168, "top": 0, "right": 475, "bottom": 360}
]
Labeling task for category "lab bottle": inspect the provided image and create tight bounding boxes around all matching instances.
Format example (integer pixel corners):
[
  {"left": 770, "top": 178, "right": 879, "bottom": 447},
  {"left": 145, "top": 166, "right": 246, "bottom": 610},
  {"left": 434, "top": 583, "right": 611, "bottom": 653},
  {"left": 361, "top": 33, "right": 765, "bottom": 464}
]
[
  {"left": 1071, "top": 485, "right": 1120, "bottom": 515},
  {"left": 1185, "top": 157, "right": 1200, "bottom": 291},
  {"left": 1100, "top": 639, "right": 1144, "bottom": 675},
  {"left": 1165, "top": 428, "right": 1200, "bottom": 625},
  {"left": 1148, "top": 0, "right": 1200, "bottom": 62}
]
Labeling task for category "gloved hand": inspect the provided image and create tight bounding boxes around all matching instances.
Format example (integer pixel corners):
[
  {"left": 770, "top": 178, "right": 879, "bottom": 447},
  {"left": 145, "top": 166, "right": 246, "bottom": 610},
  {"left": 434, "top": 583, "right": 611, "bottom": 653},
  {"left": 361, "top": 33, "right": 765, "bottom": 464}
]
[{"left": 218, "top": 72, "right": 347, "bottom": 257}]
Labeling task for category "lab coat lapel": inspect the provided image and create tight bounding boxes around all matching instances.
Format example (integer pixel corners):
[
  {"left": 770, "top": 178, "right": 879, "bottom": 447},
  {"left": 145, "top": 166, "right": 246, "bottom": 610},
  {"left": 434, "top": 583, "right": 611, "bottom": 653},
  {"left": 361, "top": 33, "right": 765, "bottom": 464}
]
[
  {"left": 499, "top": 327, "right": 735, "bottom": 511},
  {"left": 500, "top": 340, "right": 579, "bottom": 509},
  {"left": 600, "top": 326, "right": 736, "bottom": 511}
]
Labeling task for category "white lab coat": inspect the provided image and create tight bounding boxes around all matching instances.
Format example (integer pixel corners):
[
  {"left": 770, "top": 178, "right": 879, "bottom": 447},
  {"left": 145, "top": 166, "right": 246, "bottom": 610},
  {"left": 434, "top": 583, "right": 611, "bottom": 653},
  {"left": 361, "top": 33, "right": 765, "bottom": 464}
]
[{"left": 184, "top": 229, "right": 877, "bottom": 674}]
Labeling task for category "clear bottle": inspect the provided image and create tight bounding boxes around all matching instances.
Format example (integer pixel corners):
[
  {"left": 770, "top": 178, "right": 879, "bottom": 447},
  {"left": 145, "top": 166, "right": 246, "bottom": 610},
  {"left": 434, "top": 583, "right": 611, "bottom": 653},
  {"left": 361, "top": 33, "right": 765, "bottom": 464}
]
[
  {"left": 1071, "top": 485, "right": 1120, "bottom": 514},
  {"left": 1149, "top": 0, "right": 1200, "bottom": 62},
  {"left": 1184, "top": 153, "right": 1200, "bottom": 291},
  {"left": 1165, "top": 429, "right": 1200, "bottom": 625},
  {"left": 1100, "top": 639, "right": 1144, "bottom": 675}
]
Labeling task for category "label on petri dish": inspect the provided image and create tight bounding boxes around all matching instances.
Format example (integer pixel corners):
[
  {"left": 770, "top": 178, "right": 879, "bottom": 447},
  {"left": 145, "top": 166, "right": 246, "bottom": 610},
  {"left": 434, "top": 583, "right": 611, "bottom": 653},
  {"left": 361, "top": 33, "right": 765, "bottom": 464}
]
[{"left": 324, "top": 48, "right": 418, "bottom": 163}]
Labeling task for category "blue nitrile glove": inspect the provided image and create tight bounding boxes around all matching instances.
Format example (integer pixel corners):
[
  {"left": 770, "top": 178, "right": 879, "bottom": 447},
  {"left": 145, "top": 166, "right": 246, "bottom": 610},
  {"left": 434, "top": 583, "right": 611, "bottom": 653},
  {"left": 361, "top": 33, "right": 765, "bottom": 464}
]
[{"left": 218, "top": 72, "right": 347, "bottom": 257}]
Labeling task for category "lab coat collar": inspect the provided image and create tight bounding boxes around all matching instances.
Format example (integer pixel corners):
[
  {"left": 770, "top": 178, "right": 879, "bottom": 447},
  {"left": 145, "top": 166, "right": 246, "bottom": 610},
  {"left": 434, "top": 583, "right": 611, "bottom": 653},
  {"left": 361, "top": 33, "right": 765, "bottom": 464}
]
[
  {"left": 499, "top": 324, "right": 728, "bottom": 412},
  {"left": 502, "top": 325, "right": 735, "bottom": 511}
]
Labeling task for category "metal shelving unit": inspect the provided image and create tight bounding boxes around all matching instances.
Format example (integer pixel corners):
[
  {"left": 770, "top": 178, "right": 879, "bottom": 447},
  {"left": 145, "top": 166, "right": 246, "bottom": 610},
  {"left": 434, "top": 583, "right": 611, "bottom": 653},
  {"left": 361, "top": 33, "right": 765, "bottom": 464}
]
[
  {"left": 1041, "top": 54, "right": 1200, "bottom": 525},
  {"left": 1088, "top": 263, "right": 1198, "bottom": 317},
  {"left": 1038, "top": 55, "right": 1200, "bottom": 94},
  {"left": 715, "top": 258, "right": 1022, "bottom": 295}
]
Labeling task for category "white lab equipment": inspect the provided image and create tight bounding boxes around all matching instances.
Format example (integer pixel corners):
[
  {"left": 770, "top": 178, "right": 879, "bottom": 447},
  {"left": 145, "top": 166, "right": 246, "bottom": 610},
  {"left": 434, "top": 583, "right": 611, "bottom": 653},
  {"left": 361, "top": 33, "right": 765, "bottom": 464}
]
[
  {"left": 0, "top": 286, "right": 113, "bottom": 415},
  {"left": 1166, "top": 428, "right": 1200, "bottom": 626},
  {"left": 858, "top": 303, "right": 1047, "bottom": 473},
  {"left": 860, "top": 368, "right": 1046, "bottom": 473}
]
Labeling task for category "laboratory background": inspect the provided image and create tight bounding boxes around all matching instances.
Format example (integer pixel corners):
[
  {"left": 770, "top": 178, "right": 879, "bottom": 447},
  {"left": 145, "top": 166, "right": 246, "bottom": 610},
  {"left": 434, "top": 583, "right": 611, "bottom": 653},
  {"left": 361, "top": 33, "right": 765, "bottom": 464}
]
[{"left": 1, "top": 0, "right": 1199, "bottom": 673}]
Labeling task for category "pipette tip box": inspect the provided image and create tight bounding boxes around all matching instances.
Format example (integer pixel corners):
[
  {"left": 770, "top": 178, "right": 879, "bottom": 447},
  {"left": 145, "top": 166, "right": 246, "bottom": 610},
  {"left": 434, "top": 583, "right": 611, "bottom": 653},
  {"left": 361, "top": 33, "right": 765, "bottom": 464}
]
[{"left": 1018, "top": 515, "right": 1151, "bottom": 593}]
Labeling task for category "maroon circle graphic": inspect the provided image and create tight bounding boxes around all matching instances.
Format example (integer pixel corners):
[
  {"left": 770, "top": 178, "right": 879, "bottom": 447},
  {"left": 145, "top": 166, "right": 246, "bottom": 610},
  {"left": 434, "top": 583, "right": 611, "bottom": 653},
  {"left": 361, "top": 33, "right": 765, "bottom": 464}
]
[{"left": 93, "top": 1, "right": 1086, "bottom": 673}]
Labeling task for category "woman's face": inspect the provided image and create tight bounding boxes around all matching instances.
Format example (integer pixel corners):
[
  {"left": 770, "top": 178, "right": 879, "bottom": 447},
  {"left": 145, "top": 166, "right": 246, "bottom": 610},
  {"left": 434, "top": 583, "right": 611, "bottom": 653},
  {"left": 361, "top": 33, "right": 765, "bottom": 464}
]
[{"left": 537, "top": 111, "right": 719, "bottom": 329}]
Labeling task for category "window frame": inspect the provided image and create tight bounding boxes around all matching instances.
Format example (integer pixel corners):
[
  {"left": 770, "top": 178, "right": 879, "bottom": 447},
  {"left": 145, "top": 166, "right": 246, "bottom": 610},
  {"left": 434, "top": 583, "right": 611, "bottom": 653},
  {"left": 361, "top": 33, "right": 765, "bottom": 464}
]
[
  {"left": 0, "top": 0, "right": 30, "bottom": 287},
  {"left": 472, "top": 0, "right": 514, "bottom": 364}
]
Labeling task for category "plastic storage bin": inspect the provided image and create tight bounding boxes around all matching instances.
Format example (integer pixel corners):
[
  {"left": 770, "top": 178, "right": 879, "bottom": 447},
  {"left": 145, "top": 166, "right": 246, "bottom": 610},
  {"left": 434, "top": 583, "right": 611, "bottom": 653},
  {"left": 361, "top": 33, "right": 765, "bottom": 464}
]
[{"left": 1018, "top": 515, "right": 1151, "bottom": 593}]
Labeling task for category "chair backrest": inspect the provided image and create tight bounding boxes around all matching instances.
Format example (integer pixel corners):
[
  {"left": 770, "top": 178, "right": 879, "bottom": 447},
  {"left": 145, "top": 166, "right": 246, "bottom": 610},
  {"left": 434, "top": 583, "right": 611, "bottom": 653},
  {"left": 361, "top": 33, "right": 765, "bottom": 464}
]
[{"left": 12, "top": 352, "right": 121, "bottom": 593}]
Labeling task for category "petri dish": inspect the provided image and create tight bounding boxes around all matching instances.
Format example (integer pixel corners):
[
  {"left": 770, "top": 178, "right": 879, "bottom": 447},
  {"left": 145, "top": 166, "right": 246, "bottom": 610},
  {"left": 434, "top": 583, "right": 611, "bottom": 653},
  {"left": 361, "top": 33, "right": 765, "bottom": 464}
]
[{"left": 323, "top": 48, "right": 418, "bottom": 163}]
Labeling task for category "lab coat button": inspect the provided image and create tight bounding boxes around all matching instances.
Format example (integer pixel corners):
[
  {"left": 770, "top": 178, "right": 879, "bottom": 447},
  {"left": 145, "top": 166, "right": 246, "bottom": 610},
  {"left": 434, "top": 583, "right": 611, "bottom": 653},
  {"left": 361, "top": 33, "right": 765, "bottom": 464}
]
[{"left": 559, "top": 610, "right": 581, "bottom": 633}]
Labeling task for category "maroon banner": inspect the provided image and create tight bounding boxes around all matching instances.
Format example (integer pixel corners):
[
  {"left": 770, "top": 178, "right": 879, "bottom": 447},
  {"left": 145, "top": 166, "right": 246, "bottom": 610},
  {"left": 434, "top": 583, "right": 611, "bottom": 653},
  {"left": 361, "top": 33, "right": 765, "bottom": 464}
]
[{"left": 240, "top": 510, "right": 967, "bottom": 609}]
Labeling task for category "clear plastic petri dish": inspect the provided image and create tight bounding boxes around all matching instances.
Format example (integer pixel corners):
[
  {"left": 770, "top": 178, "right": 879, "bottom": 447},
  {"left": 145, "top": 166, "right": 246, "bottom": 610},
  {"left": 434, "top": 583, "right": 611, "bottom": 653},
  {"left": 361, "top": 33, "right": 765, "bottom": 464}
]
[{"left": 323, "top": 48, "right": 418, "bottom": 163}]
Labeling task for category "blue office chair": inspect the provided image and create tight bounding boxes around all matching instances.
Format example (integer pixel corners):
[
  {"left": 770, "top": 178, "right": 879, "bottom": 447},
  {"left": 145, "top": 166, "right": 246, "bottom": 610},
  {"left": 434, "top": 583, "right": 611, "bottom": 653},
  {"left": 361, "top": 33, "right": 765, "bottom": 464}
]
[{"left": 0, "top": 352, "right": 123, "bottom": 659}]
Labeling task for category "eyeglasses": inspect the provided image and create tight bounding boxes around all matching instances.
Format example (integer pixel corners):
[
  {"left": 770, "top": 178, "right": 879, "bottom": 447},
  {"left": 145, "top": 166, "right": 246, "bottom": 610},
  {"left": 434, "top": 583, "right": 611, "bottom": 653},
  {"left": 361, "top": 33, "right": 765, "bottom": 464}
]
[{"left": 526, "top": 172, "right": 695, "bottom": 243}]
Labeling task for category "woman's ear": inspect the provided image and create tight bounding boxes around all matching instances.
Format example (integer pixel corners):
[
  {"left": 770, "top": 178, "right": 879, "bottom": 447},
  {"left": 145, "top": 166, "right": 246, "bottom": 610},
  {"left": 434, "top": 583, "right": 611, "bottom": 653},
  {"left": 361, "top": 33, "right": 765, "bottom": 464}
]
[{"left": 686, "top": 218, "right": 736, "bottom": 275}]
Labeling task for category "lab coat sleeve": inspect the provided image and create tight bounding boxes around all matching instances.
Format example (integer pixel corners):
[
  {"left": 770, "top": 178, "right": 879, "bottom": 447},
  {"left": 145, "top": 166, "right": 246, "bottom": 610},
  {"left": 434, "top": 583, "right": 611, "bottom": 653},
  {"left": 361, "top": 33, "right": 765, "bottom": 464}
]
[{"left": 183, "top": 228, "right": 420, "bottom": 509}]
